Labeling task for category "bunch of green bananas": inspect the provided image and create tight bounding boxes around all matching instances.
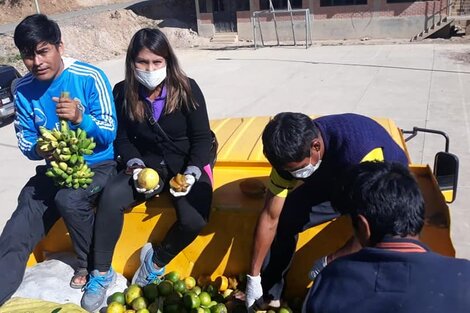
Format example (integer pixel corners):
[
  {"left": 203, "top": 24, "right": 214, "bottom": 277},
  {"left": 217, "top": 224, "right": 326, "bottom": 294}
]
[{"left": 40, "top": 120, "right": 96, "bottom": 189}]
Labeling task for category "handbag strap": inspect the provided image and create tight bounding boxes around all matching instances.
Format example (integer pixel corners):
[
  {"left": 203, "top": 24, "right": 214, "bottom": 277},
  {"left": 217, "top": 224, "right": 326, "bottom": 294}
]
[{"left": 146, "top": 114, "right": 189, "bottom": 156}]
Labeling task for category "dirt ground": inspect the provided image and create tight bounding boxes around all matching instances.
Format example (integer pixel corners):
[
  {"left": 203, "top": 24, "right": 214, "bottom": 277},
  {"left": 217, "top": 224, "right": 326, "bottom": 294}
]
[
  {"left": 0, "top": 0, "right": 209, "bottom": 74},
  {"left": 0, "top": 0, "right": 129, "bottom": 24}
]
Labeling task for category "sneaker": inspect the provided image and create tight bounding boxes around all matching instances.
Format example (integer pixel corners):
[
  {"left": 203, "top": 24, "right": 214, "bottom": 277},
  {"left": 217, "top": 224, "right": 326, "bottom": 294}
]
[
  {"left": 81, "top": 268, "right": 116, "bottom": 312},
  {"left": 131, "top": 243, "right": 165, "bottom": 287},
  {"left": 309, "top": 256, "right": 328, "bottom": 280}
]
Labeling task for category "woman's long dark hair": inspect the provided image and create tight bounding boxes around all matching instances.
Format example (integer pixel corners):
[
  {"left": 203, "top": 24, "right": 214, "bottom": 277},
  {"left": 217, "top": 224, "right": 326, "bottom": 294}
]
[{"left": 124, "top": 28, "right": 196, "bottom": 122}]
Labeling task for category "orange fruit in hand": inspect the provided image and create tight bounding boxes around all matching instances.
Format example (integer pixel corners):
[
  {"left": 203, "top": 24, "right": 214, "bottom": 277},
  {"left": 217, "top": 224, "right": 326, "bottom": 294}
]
[{"left": 137, "top": 168, "right": 159, "bottom": 190}]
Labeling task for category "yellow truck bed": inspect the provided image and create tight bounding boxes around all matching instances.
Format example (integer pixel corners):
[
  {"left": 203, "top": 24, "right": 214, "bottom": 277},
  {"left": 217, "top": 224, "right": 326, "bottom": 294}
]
[{"left": 27, "top": 116, "right": 454, "bottom": 298}]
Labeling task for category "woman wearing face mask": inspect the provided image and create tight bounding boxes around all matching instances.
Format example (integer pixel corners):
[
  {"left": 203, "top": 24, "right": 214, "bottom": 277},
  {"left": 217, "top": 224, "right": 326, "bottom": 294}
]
[{"left": 80, "top": 28, "right": 214, "bottom": 312}]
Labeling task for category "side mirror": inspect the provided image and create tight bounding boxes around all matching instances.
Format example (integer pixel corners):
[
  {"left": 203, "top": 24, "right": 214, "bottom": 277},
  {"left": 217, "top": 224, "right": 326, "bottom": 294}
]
[{"left": 433, "top": 152, "right": 459, "bottom": 203}]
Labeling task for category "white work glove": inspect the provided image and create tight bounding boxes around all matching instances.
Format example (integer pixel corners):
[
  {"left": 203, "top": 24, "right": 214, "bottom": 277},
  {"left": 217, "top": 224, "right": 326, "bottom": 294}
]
[
  {"left": 169, "top": 174, "right": 195, "bottom": 197},
  {"left": 132, "top": 168, "right": 160, "bottom": 194},
  {"left": 245, "top": 274, "right": 263, "bottom": 310}
]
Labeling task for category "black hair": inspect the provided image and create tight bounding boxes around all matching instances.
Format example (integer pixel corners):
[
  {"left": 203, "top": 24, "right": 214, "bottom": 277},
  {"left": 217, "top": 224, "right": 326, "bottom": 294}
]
[
  {"left": 14, "top": 14, "right": 61, "bottom": 57},
  {"left": 262, "top": 112, "right": 320, "bottom": 169},
  {"left": 335, "top": 161, "right": 424, "bottom": 245}
]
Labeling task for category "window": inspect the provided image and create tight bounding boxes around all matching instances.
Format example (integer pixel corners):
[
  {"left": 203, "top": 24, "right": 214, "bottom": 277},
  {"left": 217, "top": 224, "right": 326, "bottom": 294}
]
[
  {"left": 236, "top": 0, "right": 250, "bottom": 10},
  {"left": 260, "top": 0, "right": 303, "bottom": 10},
  {"left": 198, "top": 0, "right": 208, "bottom": 13},
  {"left": 320, "top": 0, "right": 367, "bottom": 6}
]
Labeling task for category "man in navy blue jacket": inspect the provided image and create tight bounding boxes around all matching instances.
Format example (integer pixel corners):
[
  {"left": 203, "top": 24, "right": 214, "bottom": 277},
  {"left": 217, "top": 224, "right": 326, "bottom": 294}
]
[
  {"left": 246, "top": 113, "right": 409, "bottom": 310},
  {"left": 304, "top": 161, "right": 470, "bottom": 313}
]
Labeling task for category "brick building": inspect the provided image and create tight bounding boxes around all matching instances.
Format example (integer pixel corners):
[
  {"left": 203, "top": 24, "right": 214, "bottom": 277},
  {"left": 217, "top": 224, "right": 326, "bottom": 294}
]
[{"left": 195, "top": 0, "right": 451, "bottom": 40}]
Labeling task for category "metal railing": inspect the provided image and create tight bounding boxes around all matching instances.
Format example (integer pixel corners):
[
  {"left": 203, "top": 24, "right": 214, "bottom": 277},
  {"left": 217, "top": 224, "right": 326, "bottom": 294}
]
[{"left": 252, "top": 0, "right": 313, "bottom": 49}]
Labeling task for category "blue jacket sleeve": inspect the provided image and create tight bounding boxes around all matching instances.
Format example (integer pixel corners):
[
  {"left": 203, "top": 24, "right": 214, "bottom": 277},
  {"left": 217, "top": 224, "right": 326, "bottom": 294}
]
[
  {"left": 13, "top": 84, "right": 42, "bottom": 161},
  {"left": 70, "top": 69, "right": 117, "bottom": 146}
]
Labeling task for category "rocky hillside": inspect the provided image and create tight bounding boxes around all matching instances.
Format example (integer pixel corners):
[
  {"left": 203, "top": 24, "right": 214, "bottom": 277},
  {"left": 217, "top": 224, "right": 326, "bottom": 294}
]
[{"left": 0, "top": 0, "right": 206, "bottom": 74}]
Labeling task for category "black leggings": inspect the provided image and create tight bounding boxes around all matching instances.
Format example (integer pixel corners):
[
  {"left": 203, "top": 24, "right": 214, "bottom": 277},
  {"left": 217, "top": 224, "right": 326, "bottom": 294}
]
[
  {"left": 0, "top": 161, "right": 115, "bottom": 305},
  {"left": 93, "top": 169, "right": 213, "bottom": 272},
  {"left": 261, "top": 181, "right": 340, "bottom": 301}
]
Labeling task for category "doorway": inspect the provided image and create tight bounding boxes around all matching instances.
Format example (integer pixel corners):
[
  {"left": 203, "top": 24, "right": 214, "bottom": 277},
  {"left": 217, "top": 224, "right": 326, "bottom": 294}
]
[{"left": 212, "top": 0, "right": 237, "bottom": 32}]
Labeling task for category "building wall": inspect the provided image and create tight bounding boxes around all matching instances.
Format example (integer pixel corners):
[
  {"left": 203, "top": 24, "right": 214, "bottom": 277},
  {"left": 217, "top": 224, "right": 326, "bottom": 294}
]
[
  {"left": 196, "top": 0, "right": 449, "bottom": 40},
  {"left": 198, "top": 12, "right": 216, "bottom": 37},
  {"left": 241, "top": 15, "right": 432, "bottom": 41}
]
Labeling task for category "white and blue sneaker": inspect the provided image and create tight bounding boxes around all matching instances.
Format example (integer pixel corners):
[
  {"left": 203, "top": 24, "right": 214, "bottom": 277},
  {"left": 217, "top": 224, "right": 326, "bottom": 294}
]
[
  {"left": 81, "top": 268, "right": 116, "bottom": 312},
  {"left": 131, "top": 243, "right": 165, "bottom": 287}
]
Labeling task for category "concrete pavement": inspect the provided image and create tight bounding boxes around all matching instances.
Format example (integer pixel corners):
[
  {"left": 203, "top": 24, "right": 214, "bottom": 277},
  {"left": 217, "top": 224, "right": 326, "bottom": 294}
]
[{"left": 0, "top": 42, "right": 469, "bottom": 258}]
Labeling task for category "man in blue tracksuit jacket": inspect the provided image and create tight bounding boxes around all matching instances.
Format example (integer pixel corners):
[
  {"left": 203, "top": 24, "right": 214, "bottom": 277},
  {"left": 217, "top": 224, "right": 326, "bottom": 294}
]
[
  {"left": 0, "top": 14, "right": 117, "bottom": 304},
  {"left": 304, "top": 162, "right": 470, "bottom": 313}
]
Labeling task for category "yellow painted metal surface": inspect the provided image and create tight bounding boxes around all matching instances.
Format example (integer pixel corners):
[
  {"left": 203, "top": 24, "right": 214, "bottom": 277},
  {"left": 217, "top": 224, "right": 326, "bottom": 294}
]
[
  {"left": 27, "top": 116, "right": 454, "bottom": 298},
  {"left": 441, "top": 190, "right": 454, "bottom": 203}
]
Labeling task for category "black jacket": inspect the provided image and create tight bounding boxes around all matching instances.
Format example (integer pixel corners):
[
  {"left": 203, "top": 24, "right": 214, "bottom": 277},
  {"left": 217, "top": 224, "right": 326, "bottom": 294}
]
[{"left": 113, "top": 78, "right": 212, "bottom": 179}]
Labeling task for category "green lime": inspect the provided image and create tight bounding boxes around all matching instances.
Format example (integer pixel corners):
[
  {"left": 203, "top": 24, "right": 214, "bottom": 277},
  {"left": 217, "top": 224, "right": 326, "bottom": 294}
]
[
  {"left": 192, "top": 286, "right": 202, "bottom": 295},
  {"left": 211, "top": 293, "right": 225, "bottom": 304},
  {"left": 208, "top": 301, "right": 217, "bottom": 308},
  {"left": 126, "top": 284, "right": 144, "bottom": 305},
  {"left": 278, "top": 307, "right": 293, "bottom": 313},
  {"left": 163, "top": 303, "right": 181, "bottom": 313},
  {"left": 132, "top": 296, "right": 148, "bottom": 310},
  {"left": 184, "top": 276, "right": 197, "bottom": 290},
  {"left": 147, "top": 301, "right": 161, "bottom": 313},
  {"left": 143, "top": 284, "right": 159, "bottom": 302},
  {"left": 165, "top": 291, "right": 182, "bottom": 306},
  {"left": 158, "top": 280, "right": 174, "bottom": 297},
  {"left": 108, "top": 291, "right": 126, "bottom": 305},
  {"left": 173, "top": 279, "right": 187, "bottom": 294},
  {"left": 183, "top": 291, "right": 201, "bottom": 310},
  {"left": 198, "top": 291, "right": 211, "bottom": 308},
  {"left": 165, "top": 271, "right": 180, "bottom": 283},
  {"left": 205, "top": 284, "right": 217, "bottom": 297},
  {"left": 210, "top": 303, "right": 227, "bottom": 313},
  {"left": 107, "top": 302, "right": 126, "bottom": 313},
  {"left": 137, "top": 309, "right": 150, "bottom": 313}
]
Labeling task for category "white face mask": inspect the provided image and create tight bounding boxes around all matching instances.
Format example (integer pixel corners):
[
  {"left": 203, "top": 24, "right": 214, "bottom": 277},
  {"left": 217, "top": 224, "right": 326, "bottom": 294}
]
[
  {"left": 134, "top": 66, "right": 167, "bottom": 90},
  {"left": 289, "top": 144, "right": 323, "bottom": 179},
  {"left": 289, "top": 159, "right": 322, "bottom": 179}
]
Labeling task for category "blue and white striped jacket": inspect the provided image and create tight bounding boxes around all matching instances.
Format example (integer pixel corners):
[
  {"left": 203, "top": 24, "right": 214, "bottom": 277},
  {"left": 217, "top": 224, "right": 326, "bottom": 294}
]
[{"left": 13, "top": 57, "right": 117, "bottom": 165}]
